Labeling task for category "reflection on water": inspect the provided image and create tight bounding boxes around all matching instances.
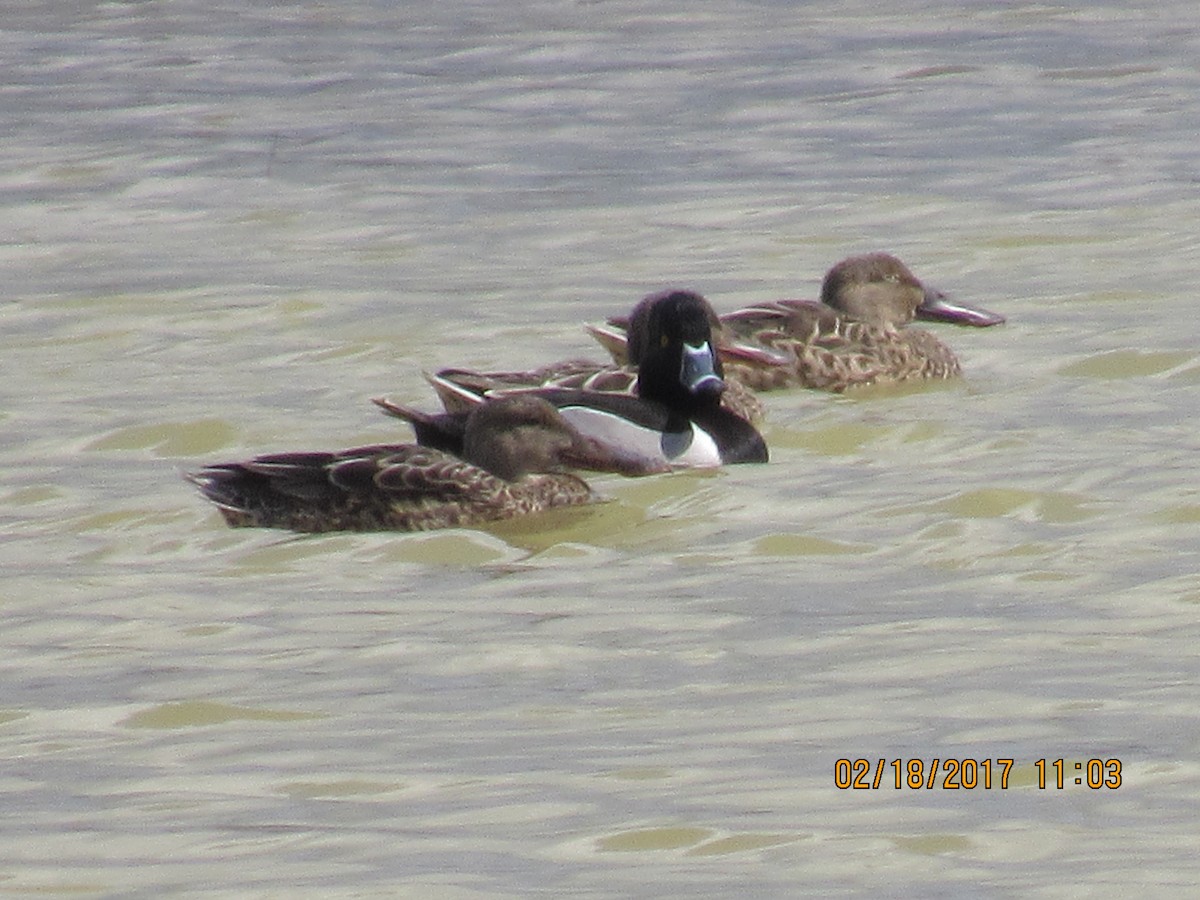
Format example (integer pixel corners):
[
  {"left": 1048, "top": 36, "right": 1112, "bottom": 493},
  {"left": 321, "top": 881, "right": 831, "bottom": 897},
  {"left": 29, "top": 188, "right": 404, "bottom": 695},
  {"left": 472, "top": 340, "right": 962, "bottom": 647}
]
[{"left": 3, "top": 0, "right": 1200, "bottom": 895}]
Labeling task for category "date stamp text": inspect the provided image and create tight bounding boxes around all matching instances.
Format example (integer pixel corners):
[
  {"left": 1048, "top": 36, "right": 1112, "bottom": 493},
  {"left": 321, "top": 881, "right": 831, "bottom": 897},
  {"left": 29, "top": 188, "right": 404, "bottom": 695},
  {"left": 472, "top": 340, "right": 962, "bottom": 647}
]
[{"left": 833, "top": 757, "right": 1122, "bottom": 790}]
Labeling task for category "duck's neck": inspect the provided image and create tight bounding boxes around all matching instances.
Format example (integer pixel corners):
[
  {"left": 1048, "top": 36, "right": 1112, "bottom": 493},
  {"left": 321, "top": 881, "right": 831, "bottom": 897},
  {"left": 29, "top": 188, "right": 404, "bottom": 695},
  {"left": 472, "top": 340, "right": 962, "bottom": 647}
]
[{"left": 637, "top": 366, "right": 724, "bottom": 415}]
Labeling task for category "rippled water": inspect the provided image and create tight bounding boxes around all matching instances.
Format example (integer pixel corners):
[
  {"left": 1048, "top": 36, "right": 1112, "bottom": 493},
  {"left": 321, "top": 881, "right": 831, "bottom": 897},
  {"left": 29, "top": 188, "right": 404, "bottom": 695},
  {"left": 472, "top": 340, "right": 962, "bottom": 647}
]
[{"left": 3, "top": 0, "right": 1200, "bottom": 895}]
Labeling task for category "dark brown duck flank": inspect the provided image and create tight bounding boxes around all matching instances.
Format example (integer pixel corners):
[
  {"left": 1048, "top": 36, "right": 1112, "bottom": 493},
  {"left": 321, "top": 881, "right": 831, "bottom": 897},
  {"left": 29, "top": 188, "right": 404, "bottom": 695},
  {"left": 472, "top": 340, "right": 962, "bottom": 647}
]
[
  {"left": 590, "top": 253, "right": 1006, "bottom": 393},
  {"left": 188, "top": 396, "right": 666, "bottom": 534}
]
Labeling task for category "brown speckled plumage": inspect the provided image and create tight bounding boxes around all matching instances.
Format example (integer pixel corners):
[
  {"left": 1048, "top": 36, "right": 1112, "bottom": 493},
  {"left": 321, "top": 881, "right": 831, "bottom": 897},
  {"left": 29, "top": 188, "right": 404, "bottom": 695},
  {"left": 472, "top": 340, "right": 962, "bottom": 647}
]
[
  {"left": 433, "top": 358, "right": 766, "bottom": 425},
  {"left": 717, "top": 299, "right": 962, "bottom": 392},
  {"left": 596, "top": 253, "right": 1003, "bottom": 394},
  {"left": 189, "top": 396, "right": 657, "bottom": 533}
]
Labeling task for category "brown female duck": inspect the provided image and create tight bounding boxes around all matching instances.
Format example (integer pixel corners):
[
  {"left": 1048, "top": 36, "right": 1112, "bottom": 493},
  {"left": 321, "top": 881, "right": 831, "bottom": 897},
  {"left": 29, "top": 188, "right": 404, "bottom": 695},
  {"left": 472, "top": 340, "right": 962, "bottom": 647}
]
[
  {"left": 188, "top": 395, "right": 665, "bottom": 533},
  {"left": 590, "top": 253, "right": 1005, "bottom": 393}
]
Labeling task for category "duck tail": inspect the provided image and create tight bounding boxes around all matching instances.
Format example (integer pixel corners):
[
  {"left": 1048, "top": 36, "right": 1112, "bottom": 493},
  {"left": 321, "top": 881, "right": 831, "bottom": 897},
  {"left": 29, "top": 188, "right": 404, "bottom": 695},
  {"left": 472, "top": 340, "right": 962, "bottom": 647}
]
[
  {"left": 371, "top": 396, "right": 467, "bottom": 456},
  {"left": 584, "top": 322, "right": 630, "bottom": 365}
]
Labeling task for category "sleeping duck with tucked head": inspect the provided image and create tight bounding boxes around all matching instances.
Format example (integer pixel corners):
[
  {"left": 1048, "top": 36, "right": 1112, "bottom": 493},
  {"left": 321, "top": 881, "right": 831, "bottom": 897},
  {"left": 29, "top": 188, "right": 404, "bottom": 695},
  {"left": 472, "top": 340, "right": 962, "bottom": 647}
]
[
  {"left": 376, "top": 289, "right": 770, "bottom": 469},
  {"left": 588, "top": 253, "right": 1005, "bottom": 393},
  {"left": 188, "top": 395, "right": 667, "bottom": 533}
]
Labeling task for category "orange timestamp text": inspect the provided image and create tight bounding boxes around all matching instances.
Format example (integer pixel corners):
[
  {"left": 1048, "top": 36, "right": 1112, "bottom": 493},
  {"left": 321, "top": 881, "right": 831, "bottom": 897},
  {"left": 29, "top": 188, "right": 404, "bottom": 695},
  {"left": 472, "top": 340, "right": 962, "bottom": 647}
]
[{"left": 834, "top": 757, "right": 1123, "bottom": 790}]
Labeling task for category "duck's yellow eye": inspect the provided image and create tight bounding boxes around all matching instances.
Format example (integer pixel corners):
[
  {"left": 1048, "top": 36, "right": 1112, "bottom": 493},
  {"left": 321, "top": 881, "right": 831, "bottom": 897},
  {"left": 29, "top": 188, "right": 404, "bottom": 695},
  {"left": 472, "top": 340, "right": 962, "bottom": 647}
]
[{"left": 660, "top": 334, "right": 669, "bottom": 348}]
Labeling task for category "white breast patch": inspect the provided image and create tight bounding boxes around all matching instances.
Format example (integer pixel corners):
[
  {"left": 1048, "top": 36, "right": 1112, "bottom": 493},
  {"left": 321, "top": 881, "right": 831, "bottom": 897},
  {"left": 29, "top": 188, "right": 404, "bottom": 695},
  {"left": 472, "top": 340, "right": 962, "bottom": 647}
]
[{"left": 557, "top": 406, "right": 722, "bottom": 468}]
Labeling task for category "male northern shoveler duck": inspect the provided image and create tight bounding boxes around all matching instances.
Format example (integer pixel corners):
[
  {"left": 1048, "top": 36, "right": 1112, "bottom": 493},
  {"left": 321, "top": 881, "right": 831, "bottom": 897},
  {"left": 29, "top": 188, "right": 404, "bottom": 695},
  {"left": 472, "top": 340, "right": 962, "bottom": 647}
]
[
  {"left": 375, "top": 289, "right": 769, "bottom": 468},
  {"left": 589, "top": 253, "right": 1005, "bottom": 393},
  {"left": 188, "top": 395, "right": 666, "bottom": 533}
]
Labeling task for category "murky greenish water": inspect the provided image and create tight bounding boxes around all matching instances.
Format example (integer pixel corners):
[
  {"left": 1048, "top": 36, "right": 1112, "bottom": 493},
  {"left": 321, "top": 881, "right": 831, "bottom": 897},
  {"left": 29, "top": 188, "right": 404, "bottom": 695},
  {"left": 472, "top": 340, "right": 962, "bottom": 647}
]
[{"left": 3, "top": 0, "right": 1200, "bottom": 896}]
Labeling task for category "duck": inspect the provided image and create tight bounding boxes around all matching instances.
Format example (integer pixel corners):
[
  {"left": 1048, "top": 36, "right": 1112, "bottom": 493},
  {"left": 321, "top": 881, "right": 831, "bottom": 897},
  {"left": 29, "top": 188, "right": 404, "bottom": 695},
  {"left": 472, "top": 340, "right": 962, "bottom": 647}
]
[
  {"left": 374, "top": 289, "right": 769, "bottom": 468},
  {"left": 427, "top": 351, "right": 770, "bottom": 425},
  {"left": 187, "top": 395, "right": 667, "bottom": 534},
  {"left": 588, "top": 253, "right": 1005, "bottom": 393}
]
